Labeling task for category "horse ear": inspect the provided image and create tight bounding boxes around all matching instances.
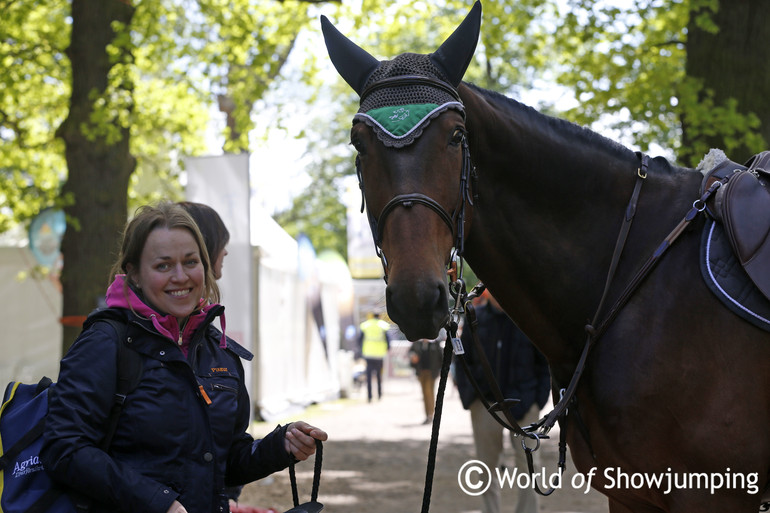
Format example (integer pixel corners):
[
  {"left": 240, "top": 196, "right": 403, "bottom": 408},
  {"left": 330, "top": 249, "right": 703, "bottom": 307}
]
[
  {"left": 430, "top": 1, "right": 482, "bottom": 87},
  {"left": 321, "top": 15, "right": 380, "bottom": 96}
]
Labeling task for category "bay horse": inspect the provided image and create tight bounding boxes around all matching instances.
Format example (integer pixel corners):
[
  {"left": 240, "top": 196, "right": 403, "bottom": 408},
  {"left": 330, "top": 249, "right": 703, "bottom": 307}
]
[{"left": 322, "top": 2, "right": 770, "bottom": 512}]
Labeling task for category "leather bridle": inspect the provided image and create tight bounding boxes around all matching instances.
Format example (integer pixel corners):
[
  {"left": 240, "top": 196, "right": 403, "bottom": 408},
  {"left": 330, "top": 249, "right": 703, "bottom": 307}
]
[{"left": 353, "top": 75, "right": 476, "bottom": 283}]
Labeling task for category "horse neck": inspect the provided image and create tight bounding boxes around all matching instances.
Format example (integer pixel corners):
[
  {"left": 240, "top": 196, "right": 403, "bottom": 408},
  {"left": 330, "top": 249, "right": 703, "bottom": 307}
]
[{"left": 458, "top": 83, "right": 657, "bottom": 368}]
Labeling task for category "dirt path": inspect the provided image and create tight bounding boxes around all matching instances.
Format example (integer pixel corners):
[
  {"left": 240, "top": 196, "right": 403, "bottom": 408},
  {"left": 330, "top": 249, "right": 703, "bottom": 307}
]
[{"left": 238, "top": 376, "right": 609, "bottom": 513}]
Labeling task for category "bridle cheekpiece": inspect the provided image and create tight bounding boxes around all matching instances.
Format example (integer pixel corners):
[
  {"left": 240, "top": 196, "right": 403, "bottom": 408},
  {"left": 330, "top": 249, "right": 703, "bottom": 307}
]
[{"left": 352, "top": 74, "right": 476, "bottom": 283}]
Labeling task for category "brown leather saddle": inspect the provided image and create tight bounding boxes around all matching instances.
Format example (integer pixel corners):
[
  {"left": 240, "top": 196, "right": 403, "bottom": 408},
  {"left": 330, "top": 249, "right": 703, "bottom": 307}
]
[{"left": 701, "top": 150, "right": 770, "bottom": 302}]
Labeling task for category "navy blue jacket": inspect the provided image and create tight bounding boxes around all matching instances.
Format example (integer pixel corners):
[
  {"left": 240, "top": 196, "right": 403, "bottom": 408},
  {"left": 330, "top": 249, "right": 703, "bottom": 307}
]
[
  {"left": 42, "top": 306, "right": 290, "bottom": 513},
  {"left": 454, "top": 302, "right": 551, "bottom": 420}
]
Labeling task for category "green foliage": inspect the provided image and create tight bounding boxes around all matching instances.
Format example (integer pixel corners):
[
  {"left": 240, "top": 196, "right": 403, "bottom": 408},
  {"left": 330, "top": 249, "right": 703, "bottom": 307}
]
[
  {"left": 5, "top": 0, "right": 766, "bottom": 269},
  {"left": 506, "top": 0, "right": 765, "bottom": 163},
  {"left": 678, "top": 76, "right": 764, "bottom": 165},
  {"left": 0, "top": 0, "right": 71, "bottom": 231},
  {"left": 272, "top": 76, "right": 357, "bottom": 259},
  {"left": 0, "top": 0, "right": 317, "bottom": 233},
  {"left": 536, "top": 0, "right": 689, "bottom": 153},
  {"left": 195, "top": 0, "right": 315, "bottom": 152}
]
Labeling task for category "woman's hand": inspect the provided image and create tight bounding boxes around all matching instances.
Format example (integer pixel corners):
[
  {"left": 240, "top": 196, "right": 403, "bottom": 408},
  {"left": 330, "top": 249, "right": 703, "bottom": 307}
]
[
  {"left": 166, "top": 500, "right": 187, "bottom": 513},
  {"left": 284, "top": 421, "right": 328, "bottom": 461}
]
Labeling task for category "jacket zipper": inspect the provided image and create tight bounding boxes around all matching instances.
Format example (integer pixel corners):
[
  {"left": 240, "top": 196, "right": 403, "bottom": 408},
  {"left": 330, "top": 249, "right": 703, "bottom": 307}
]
[{"left": 212, "top": 383, "right": 237, "bottom": 394}]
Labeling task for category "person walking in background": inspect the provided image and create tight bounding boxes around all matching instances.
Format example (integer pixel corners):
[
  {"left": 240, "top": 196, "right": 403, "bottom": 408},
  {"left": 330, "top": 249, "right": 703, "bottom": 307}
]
[
  {"left": 42, "top": 202, "right": 327, "bottom": 513},
  {"left": 454, "top": 291, "right": 550, "bottom": 513},
  {"left": 408, "top": 328, "right": 445, "bottom": 424},
  {"left": 358, "top": 311, "right": 391, "bottom": 402}
]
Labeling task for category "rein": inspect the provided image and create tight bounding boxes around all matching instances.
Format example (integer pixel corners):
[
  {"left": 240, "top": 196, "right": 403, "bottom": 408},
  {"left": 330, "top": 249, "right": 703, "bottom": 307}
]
[
  {"left": 429, "top": 154, "right": 734, "bottom": 504},
  {"left": 354, "top": 74, "right": 729, "bottom": 509},
  {"left": 538, "top": 156, "right": 732, "bottom": 437},
  {"left": 287, "top": 439, "right": 324, "bottom": 513},
  {"left": 422, "top": 154, "right": 653, "bottom": 502}
]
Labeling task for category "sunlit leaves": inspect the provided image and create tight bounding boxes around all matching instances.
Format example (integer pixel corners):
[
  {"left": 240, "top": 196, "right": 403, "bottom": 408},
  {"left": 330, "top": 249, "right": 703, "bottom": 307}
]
[
  {"left": 0, "top": 0, "right": 71, "bottom": 230},
  {"left": 539, "top": 0, "right": 688, "bottom": 154},
  {"left": 1, "top": 0, "right": 319, "bottom": 230},
  {"left": 678, "top": 76, "right": 763, "bottom": 162}
]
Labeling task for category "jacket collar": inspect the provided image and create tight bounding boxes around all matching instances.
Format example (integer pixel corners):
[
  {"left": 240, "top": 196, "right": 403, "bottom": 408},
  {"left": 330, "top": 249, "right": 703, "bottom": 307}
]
[{"left": 105, "top": 275, "right": 227, "bottom": 353}]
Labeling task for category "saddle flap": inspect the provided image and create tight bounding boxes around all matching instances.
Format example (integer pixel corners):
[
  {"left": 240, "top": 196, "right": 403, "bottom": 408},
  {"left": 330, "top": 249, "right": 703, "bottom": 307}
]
[{"left": 718, "top": 169, "right": 770, "bottom": 300}]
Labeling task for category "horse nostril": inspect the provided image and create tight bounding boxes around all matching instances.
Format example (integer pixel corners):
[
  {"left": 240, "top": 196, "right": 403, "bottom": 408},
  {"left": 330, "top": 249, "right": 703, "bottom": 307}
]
[{"left": 385, "top": 279, "right": 449, "bottom": 340}]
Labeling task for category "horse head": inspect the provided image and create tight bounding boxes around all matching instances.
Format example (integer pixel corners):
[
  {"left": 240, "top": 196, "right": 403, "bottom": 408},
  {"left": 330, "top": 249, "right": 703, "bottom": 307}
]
[{"left": 322, "top": 2, "right": 481, "bottom": 340}]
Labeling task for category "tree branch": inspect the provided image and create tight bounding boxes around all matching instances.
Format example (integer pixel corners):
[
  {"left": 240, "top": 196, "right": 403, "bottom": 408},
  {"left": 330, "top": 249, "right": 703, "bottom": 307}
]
[{"left": 651, "top": 39, "right": 685, "bottom": 48}]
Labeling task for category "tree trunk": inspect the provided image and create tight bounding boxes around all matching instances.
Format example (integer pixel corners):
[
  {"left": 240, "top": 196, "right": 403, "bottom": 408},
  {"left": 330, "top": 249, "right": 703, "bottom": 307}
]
[
  {"left": 58, "top": 0, "right": 136, "bottom": 351},
  {"left": 683, "top": 0, "right": 770, "bottom": 164}
]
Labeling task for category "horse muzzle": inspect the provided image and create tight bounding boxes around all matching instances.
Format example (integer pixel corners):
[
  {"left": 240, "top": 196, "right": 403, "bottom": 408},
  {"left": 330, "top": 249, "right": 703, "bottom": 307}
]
[{"left": 385, "top": 277, "right": 449, "bottom": 340}]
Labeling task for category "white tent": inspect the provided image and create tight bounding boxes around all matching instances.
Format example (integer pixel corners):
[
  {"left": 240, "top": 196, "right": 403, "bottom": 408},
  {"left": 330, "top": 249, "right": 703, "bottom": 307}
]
[
  {"left": 185, "top": 154, "right": 348, "bottom": 420},
  {"left": 0, "top": 247, "right": 62, "bottom": 387},
  {"left": 0, "top": 155, "right": 350, "bottom": 420}
]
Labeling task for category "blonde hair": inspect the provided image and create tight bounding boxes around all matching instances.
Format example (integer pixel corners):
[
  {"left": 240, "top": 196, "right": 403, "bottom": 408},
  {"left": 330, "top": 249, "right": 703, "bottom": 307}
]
[{"left": 110, "top": 202, "right": 220, "bottom": 305}]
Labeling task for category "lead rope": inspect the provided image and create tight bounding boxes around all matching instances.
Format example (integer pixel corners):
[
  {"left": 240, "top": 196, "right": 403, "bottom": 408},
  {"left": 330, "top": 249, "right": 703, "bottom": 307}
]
[
  {"left": 419, "top": 327, "right": 455, "bottom": 513},
  {"left": 418, "top": 262, "right": 480, "bottom": 513},
  {"left": 287, "top": 439, "right": 324, "bottom": 513}
]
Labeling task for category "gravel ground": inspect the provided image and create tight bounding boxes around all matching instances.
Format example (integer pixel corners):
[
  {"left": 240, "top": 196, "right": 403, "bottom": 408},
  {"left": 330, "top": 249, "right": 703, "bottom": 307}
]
[{"left": 237, "top": 375, "right": 609, "bottom": 513}]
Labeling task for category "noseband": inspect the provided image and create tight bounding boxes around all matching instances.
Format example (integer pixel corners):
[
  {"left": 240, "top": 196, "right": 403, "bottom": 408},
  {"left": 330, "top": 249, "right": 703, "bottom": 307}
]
[{"left": 354, "top": 76, "right": 476, "bottom": 282}]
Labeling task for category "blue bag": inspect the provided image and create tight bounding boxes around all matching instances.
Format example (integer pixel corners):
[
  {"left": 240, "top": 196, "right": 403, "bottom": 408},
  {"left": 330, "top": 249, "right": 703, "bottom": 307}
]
[
  {"left": 0, "top": 319, "right": 140, "bottom": 513},
  {"left": 0, "top": 377, "right": 76, "bottom": 513}
]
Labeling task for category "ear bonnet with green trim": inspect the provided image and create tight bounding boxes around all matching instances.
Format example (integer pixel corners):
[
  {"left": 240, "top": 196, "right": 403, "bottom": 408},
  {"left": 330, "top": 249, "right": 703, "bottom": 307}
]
[{"left": 321, "top": 2, "right": 481, "bottom": 148}]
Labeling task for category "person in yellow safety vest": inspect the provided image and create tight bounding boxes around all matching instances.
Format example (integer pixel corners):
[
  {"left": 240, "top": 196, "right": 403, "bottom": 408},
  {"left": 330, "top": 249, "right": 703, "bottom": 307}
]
[{"left": 358, "top": 312, "right": 392, "bottom": 402}]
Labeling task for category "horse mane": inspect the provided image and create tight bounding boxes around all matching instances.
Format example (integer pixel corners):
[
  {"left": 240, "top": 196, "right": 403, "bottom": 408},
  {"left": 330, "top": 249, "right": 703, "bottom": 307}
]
[{"left": 463, "top": 82, "right": 671, "bottom": 170}]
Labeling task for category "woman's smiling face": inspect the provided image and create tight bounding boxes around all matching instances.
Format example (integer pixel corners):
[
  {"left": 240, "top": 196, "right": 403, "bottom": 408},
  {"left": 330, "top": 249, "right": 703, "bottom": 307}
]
[{"left": 131, "top": 227, "right": 205, "bottom": 323}]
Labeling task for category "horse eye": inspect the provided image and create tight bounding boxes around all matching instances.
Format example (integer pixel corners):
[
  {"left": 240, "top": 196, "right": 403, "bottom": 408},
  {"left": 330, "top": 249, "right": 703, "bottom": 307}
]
[
  {"left": 450, "top": 128, "right": 465, "bottom": 146},
  {"left": 350, "top": 137, "right": 365, "bottom": 154}
]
